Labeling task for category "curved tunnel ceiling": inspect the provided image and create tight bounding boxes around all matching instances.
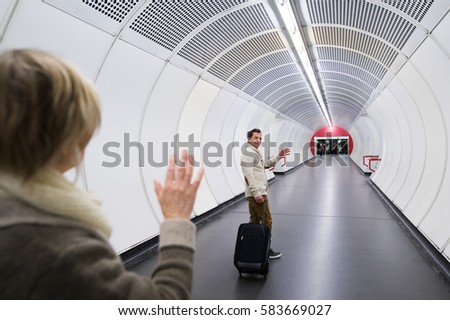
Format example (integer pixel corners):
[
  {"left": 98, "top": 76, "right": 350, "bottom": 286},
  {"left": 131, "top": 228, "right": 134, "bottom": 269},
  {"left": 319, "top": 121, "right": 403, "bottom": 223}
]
[
  {"left": 46, "top": 0, "right": 439, "bottom": 131},
  {"left": 297, "top": 0, "right": 435, "bottom": 129}
]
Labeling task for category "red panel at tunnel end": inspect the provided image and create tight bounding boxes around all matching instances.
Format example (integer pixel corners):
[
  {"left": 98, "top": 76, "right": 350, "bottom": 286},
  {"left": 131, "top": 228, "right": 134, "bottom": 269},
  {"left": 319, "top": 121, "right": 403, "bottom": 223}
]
[{"left": 310, "top": 126, "right": 353, "bottom": 155}]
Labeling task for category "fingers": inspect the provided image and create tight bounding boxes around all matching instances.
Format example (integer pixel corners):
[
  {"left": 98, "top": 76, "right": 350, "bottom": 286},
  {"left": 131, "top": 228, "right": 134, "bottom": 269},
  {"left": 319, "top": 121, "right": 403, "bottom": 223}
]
[
  {"left": 183, "top": 152, "right": 193, "bottom": 183},
  {"left": 164, "top": 155, "right": 175, "bottom": 186},
  {"left": 179, "top": 150, "right": 187, "bottom": 179},
  {"left": 154, "top": 180, "right": 162, "bottom": 197},
  {"left": 158, "top": 151, "right": 202, "bottom": 191},
  {"left": 191, "top": 167, "right": 204, "bottom": 192}
]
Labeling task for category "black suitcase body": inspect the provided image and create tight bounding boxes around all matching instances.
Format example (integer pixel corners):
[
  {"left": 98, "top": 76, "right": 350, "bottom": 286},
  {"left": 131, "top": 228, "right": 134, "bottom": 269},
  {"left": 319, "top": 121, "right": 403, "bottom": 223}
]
[{"left": 234, "top": 222, "right": 270, "bottom": 278}]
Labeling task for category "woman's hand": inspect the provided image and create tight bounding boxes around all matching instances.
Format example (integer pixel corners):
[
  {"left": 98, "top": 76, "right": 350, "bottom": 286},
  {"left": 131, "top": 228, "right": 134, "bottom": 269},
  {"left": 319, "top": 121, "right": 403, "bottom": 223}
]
[{"left": 154, "top": 150, "right": 204, "bottom": 220}]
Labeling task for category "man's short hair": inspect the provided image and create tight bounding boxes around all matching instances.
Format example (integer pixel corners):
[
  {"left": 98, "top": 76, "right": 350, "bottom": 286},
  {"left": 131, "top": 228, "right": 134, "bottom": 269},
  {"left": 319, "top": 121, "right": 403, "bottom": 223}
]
[{"left": 247, "top": 128, "right": 261, "bottom": 139}]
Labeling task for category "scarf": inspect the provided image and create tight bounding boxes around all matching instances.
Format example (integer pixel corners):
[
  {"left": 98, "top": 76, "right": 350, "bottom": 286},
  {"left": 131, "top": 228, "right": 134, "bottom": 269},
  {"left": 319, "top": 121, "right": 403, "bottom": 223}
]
[{"left": 0, "top": 169, "right": 112, "bottom": 238}]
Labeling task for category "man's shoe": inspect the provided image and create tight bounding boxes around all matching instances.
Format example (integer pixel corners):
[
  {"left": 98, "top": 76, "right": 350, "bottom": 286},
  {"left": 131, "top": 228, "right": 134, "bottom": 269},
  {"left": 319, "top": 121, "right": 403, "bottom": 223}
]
[{"left": 269, "top": 249, "right": 282, "bottom": 259}]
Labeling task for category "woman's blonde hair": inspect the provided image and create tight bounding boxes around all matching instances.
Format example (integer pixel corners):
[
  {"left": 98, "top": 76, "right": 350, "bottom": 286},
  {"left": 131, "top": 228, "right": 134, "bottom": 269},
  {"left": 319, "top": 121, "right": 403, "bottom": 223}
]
[{"left": 0, "top": 49, "right": 101, "bottom": 179}]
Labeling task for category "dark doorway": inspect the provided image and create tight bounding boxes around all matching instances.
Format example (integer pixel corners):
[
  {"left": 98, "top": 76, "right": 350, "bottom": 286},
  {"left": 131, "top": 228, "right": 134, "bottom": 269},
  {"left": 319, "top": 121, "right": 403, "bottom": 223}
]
[{"left": 316, "top": 137, "right": 348, "bottom": 155}]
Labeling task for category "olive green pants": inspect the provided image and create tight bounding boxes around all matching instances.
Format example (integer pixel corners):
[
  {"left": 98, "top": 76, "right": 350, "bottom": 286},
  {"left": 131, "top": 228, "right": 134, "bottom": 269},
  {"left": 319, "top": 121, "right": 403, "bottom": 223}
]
[{"left": 246, "top": 195, "right": 272, "bottom": 232}]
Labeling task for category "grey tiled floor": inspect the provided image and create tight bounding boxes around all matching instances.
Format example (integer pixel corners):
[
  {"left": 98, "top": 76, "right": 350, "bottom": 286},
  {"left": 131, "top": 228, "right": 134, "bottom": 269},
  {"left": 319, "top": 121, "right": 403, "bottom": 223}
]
[{"left": 130, "top": 156, "right": 450, "bottom": 299}]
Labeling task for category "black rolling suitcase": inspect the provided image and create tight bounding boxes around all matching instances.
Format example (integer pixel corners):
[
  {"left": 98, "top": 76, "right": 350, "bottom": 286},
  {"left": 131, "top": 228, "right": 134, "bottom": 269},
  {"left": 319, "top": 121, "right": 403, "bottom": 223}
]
[{"left": 234, "top": 202, "right": 270, "bottom": 278}]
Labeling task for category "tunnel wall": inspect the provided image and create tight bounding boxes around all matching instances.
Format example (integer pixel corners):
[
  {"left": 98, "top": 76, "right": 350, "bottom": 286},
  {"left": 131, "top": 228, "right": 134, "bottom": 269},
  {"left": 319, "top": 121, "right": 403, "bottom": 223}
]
[{"left": 350, "top": 11, "right": 450, "bottom": 262}]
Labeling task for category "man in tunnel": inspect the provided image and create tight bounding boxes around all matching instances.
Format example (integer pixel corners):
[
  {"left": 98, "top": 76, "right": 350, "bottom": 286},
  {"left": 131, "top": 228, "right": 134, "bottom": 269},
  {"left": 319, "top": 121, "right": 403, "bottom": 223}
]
[{"left": 240, "top": 128, "right": 290, "bottom": 259}]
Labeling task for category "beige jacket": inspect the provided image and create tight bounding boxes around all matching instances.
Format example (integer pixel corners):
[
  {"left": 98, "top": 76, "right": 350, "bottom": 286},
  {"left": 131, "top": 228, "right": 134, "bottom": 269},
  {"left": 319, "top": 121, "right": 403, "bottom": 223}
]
[
  {"left": 240, "top": 143, "right": 281, "bottom": 198},
  {"left": 0, "top": 169, "right": 195, "bottom": 299}
]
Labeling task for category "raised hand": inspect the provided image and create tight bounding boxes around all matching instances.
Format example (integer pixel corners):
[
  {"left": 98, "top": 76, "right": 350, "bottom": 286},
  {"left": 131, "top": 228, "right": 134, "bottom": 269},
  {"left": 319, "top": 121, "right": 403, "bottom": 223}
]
[
  {"left": 278, "top": 147, "right": 291, "bottom": 158},
  {"left": 154, "top": 150, "right": 204, "bottom": 220}
]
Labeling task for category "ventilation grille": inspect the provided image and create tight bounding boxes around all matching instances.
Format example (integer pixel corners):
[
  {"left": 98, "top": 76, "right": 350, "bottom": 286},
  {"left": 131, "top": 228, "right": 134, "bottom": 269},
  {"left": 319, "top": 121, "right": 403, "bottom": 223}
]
[
  {"left": 130, "top": 1, "right": 245, "bottom": 51},
  {"left": 265, "top": 83, "right": 309, "bottom": 105},
  {"left": 178, "top": 3, "right": 274, "bottom": 69},
  {"left": 286, "top": 106, "right": 323, "bottom": 125},
  {"left": 327, "top": 96, "right": 362, "bottom": 111},
  {"left": 313, "top": 27, "right": 398, "bottom": 67},
  {"left": 326, "top": 90, "right": 367, "bottom": 108},
  {"left": 286, "top": 105, "right": 322, "bottom": 118},
  {"left": 229, "top": 51, "right": 292, "bottom": 89},
  {"left": 256, "top": 74, "right": 304, "bottom": 102},
  {"left": 307, "top": 0, "right": 416, "bottom": 50},
  {"left": 274, "top": 91, "right": 315, "bottom": 111},
  {"left": 319, "top": 61, "right": 380, "bottom": 88},
  {"left": 383, "top": 0, "right": 433, "bottom": 22},
  {"left": 321, "top": 72, "right": 374, "bottom": 95},
  {"left": 271, "top": 83, "right": 311, "bottom": 108},
  {"left": 81, "top": 0, "right": 139, "bottom": 23},
  {"left": 243, "top": 63, "right": 299, "bottom": 96},
  {"left": 317, "top": 47, "right": 388, "bottom": 81},
  {"left": 208, "top": 31, "right": 286, "bottom": 82},
  {"left": 324, "top": 79, "right": 370, "bottom": 100}
]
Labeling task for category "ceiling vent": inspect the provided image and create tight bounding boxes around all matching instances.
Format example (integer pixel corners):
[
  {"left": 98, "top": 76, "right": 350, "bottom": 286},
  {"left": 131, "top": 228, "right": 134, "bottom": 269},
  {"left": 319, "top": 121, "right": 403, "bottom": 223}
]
[
  {"left": 317, "top": 47, "right": 388, "bottom": 81},
  {"left": 242, "top": 63, "right": 299, "bottom": 96},
  {"left": 129, "top": 1, "right": 245, "bottom": 51},
  {"left": 382, "top": 0, "right": 433, "bottom": 22},
  {"left": 319, "top": 61, "right": 380, "bottom": 88},
  {"left": 307, "top": 0, "right": 416, "bottom": 50},
  {"left": 229, "top": 50, "right": 292, "bottom": 90},
  {"left": 321, "top": 72, "right": 374, "bottom": 96},
  {"left": 272, "top": 88, "right": 313, "bottom": 110},
  {"left": 177, "top": 3, "right": 274, "bottom": 69},
  {"left": 208, "top": 31, "right": 286, "bottom": 82},
  {"left": 81, "top": 0, "right": 139, "bottom": 23},
  {"left": 323, "top": 79, "right": 370, "bottom": 100},
  {"left": 256, "top": 74, "right": 305, "bottom": 102},
  {"left": 313, "top": 26, "right": 398, "bottom": 68}
]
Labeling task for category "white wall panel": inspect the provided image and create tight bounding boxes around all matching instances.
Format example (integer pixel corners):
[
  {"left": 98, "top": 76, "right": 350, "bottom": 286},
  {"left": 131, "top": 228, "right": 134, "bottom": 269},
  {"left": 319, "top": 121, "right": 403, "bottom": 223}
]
[
  {"left": 381, "top": 84, "right": 412, "bottom": 203},
  {"left": 43, "top": 0, "right": 128, "bottom": 35},
  {"left": 353, "top": 117, "right": 375, "bottom": 173},
  {"left": 413, "top": 38, "right": 450, "bottom": 249},
  {"left": 289, "top": 126, "right": 302, "bottom": 166},
  {"left": 285, "top": 124, "right": 303, "bottom": 168},
  {"left": 378, "top": 99, "right": 399, "bottom": 191},
  {"left": 401, "top": 58, "right": 446, "bottom": 226},
  {"left": 302, "top": 127, "right": 315, "bottom": 161},
  {"left": 268, "top": 118, "right": 283, "bottom": 172},
  {"left": 84, "top": 40, "right": 166, "bottom": 253},
  {"left": 379, "top": 89, "right": 410, "bottom": 200},
  {"left": 293, "top": 128, "right": 304, "bottom": 164},
  {"left": 387, "top": 77, "right": 426, "bottom": 210},
  {"left": 349, "top": 122, "right": 364, "bottom": 170},
  {"left": 367, "top": 100, "right": 391, "bottom": 187},
  {"left": 369, "top": 102, "right": 386, "bottom": 177},
  {"left": 178, "top": 79, "right": 220, "bottom": 215},
  {"left": 367, "top": 116, "right": 382, "bottom": 162},
  {"left": 433, "top": 11, "right": 450, "bottom": 54},
  {"left": 220, "top": 96, "right": 248, "bottom": 196},
  {"left": 271, "top": 120, "right": 298, "bottom": 172},
  {"left": 202, "top": 89, "right": 236, "bottom": 204},
  {"left": 2, "top": 0, "right": 112, "bottom": 79},
  {"left": 0, "top": 0, "right": 17, "bottom": 41},
  {"left": 250, "top": 108, "right": 277, "bottom": 180},
  {"left": 140, "top": 63, "right": 197, "bottom": 223}
]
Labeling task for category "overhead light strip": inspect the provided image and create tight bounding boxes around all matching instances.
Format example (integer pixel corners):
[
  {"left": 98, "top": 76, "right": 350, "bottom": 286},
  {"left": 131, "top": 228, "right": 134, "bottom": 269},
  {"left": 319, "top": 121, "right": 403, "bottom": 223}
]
[{"left": 275, "top": 0, "right": 333, "bottom": 127}]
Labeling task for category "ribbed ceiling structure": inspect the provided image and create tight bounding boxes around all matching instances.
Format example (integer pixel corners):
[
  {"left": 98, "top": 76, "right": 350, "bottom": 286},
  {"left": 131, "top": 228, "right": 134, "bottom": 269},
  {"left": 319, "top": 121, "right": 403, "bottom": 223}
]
[
  {"left": 300, "top": 0, "right": 434, "bottom": 129},
  {"left": 50, "top": 0, "right": 437, "bottom": 131}
]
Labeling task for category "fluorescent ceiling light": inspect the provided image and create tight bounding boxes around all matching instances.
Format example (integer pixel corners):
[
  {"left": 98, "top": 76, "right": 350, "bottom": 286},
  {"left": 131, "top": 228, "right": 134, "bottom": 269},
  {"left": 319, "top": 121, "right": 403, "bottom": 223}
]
[{"left": 275, "top": 0, "right": 333, "bottom": 127}]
